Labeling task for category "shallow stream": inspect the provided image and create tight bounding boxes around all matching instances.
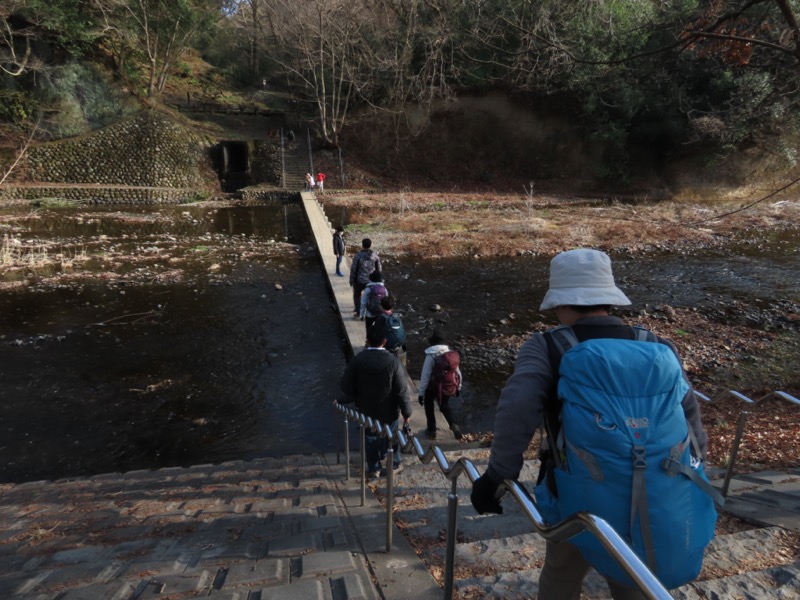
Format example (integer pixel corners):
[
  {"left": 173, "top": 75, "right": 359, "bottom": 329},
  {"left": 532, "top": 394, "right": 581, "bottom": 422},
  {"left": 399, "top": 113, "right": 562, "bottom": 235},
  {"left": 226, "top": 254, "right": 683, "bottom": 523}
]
[{"left": 0, "top": 202, "right": 797, "bottom": 483}]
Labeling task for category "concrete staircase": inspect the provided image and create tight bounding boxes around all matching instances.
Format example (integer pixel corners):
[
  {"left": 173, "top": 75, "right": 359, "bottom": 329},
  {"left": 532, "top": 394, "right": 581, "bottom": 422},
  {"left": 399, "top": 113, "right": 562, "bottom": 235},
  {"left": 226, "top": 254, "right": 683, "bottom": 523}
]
[
  {"left": 386, "top": 446, "right": 800, "bottom": 598},
  {"left": 282, "top": 130, "right": 313, "bottom": 191},
  {"left": 0, "top": 453, "right": 443, "bottom": 600}
]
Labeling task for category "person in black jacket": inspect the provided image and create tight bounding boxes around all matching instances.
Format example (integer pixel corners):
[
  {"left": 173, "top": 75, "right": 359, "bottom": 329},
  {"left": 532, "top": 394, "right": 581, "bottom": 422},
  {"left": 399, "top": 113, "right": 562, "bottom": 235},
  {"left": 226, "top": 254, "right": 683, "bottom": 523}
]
[
  {"left": 332, "top": 226, "right": 345, "bottom": 276},
  {"left": 337, "top": 325, "right": 413, "bottom": 477}
]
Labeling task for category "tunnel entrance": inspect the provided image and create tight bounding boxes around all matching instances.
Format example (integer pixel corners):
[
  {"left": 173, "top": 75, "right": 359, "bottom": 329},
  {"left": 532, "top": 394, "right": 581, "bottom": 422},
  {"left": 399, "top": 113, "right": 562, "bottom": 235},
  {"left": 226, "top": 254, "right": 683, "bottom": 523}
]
[{"left": 215, "top": 141, "right": 251, "bottom": 192}]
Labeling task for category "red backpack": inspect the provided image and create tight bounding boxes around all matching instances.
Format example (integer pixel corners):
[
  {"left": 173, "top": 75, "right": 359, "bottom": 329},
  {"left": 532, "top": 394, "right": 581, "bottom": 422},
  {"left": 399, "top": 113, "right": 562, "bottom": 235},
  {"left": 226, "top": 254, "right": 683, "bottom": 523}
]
[{"left": 432, "top": 350, "right": 461, "bottom": 402}]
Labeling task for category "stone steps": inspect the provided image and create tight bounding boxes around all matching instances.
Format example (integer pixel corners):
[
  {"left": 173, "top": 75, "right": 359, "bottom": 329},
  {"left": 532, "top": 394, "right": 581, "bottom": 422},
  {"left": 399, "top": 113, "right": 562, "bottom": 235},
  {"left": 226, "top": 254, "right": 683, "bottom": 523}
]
[
  {"left": 4, "top": 447, "right": 797, "bottom": 599},
  {"left": 388, "top": 446, "right": 800, "bottom": 599},
  {"left": 0, "top": 455, "right": 385, "bottom": 600},
  {"left": 282, "top": 135, "right": 313, "bottom": 189}
]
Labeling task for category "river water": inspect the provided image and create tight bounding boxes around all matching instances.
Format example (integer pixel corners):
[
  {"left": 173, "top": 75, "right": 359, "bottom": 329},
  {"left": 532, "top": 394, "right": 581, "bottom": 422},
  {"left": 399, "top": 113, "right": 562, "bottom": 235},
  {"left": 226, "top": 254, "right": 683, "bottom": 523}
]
[{"left": 0, "top": 202, "right": 797, "bottom": 483}]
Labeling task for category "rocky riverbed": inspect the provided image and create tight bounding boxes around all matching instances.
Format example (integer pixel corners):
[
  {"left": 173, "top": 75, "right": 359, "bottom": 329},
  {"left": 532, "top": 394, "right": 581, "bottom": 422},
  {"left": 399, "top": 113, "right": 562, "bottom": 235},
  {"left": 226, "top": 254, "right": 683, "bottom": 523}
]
[{"left": 321, "top": 191, "right": 800, "bottom": 472}]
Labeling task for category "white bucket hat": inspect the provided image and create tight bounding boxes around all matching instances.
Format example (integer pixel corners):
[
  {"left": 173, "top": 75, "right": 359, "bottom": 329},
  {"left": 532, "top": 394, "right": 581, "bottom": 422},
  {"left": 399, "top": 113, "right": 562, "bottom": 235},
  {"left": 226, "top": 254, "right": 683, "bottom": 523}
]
[{"left": 539, "top": 249, "right": 631, "bottom": 310}]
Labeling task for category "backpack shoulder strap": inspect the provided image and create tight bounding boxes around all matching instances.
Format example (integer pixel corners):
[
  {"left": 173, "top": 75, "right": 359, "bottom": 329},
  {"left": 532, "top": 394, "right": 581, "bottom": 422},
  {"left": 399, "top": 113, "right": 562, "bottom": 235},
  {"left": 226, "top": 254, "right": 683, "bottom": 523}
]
[
  {"left": 546, "top": 325, "right": 580, "bottom": 357},
  {"left": 632, "top": 325, "right": 658, "bottom": 343},
  {"left": 541, "top": 323, "right": 653, "bottom": 470}
]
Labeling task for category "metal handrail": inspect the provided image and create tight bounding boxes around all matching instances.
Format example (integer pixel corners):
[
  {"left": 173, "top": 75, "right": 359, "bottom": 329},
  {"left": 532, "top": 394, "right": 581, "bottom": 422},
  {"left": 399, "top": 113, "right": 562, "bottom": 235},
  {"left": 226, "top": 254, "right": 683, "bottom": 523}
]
[
  {"left": 694, "top": 389, "right": 800, "bottom": 496},
  {"left": 334, "top": 403, "right": 672, "bottom": 600}
]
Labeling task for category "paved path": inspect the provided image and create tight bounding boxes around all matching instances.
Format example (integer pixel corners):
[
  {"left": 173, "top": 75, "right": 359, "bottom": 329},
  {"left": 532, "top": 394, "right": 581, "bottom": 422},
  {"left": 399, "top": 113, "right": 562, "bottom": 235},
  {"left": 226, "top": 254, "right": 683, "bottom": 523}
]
[
  {"left": 2, "top": 453, "right": 797, "bottom": 599},
  {"left": 719, "top": 469, "right": 800, "bottom": 531},
  {"left": 0, "top": 454, "right": 441, "bottom": 600}
]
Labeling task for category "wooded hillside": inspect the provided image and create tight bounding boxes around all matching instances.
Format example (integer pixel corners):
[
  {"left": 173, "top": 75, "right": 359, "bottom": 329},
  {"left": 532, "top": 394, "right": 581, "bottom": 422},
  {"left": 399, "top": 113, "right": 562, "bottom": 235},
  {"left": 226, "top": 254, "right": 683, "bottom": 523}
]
[{"left": 3, "top": 0, "right": 800, "bottom": 191}]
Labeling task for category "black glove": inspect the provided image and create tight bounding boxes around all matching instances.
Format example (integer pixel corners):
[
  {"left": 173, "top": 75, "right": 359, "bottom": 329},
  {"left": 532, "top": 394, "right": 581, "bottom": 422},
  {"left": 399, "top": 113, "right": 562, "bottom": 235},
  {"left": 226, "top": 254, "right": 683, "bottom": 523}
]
[
  {"left": 418, "top": 395, "right": 424, "bottom": 406},
  {"left": 471, "top": 473, "right": 504, "bottom": 515}
]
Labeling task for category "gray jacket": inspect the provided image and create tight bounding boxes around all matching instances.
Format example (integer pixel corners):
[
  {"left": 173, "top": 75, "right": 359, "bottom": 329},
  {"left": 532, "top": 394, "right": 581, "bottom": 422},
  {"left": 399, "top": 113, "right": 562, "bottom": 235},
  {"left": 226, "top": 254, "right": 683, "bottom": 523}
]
[
  {"left": 349, "top": 249, "right": 382, "bottom": 286},
  {"left": 486, "top": 315, "right": 708, "bottom": 483}
]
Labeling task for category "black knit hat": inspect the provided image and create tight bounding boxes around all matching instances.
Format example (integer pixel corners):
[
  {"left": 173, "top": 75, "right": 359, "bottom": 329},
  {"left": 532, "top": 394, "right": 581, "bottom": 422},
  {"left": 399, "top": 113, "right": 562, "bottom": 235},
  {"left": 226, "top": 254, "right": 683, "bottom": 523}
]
[{"left": 428, "top": 330, "right": 446, "bottom": 346}]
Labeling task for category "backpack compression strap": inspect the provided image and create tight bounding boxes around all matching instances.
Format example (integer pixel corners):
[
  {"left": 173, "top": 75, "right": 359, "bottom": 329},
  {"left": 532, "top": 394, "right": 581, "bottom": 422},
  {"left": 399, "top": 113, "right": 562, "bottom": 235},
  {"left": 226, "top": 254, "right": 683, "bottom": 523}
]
[{"left": 663, "top": 436, "right": 725, "bottom": 507}]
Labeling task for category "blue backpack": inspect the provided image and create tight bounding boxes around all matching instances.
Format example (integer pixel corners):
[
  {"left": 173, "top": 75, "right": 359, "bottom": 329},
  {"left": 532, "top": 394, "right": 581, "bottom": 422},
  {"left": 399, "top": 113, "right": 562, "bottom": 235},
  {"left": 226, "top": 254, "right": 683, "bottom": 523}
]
[
  {"left": 381, "top": 313, "right": 406, "bottom": 350},
  {"left": 534, "top": 325, "right": 723, "bottom": 590}
]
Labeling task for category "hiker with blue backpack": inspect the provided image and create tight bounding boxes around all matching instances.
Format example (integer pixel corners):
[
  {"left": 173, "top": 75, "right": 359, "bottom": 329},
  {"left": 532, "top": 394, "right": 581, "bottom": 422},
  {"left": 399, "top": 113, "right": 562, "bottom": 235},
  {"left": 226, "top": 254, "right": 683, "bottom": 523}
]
[
  {"left": 470, "top": 249, "right": 721, "bottom": 599},
  {"left": 372, "top": 295, "right": 407, "bottom": 367}
]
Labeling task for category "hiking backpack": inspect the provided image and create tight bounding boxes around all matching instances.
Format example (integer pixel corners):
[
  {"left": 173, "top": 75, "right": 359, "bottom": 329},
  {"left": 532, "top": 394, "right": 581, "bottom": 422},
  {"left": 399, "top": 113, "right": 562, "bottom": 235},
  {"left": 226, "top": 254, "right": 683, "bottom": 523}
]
[
  {"left": 431, "top": 350, "right": 461, "bottom": 401},
  {"left": 365, "top": 283, "right": 387, "bottom": 314},
  {"left": 381, "top": 314, "right": 406, "bottom": 350},
  {"left": 534, "top": 325, "right": 722, "bottom": 590}
]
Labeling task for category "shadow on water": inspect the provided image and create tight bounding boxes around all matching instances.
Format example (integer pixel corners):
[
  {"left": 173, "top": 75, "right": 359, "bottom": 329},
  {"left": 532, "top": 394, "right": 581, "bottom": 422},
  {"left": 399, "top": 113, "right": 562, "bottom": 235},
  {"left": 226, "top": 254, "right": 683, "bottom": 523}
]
[{"left": 0, "top": 201, "right": 347, "bottom": 483}]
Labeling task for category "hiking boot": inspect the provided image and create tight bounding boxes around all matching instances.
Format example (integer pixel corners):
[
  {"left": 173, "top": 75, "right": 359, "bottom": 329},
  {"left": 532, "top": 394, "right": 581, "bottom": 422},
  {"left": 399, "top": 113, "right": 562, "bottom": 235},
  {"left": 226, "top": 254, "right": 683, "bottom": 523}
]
[{"left": 452, "top": 428, "right": 463, "bottom": 441}]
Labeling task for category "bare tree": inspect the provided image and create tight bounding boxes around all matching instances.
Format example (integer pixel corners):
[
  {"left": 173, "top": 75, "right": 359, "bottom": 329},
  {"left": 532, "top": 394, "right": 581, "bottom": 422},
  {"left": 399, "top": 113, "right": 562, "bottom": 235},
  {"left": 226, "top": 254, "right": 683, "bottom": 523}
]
[
  {"left": 1, "top": 120, "right": 38, "bottom": 184},
  {"left": 1, "top": 16, "right": 31, "bottom": 76},
  {"left": 258, "top": 0, "right": 376, "bottom": 146},
  {"left": 0, "top": 1, "right": 49, "bottom": 78},
  {"left": 95, "top": 0, "right": 219, "bottom": 97},
  {"left": 254, "top": 0, "right": 463, "bottom": 145}
]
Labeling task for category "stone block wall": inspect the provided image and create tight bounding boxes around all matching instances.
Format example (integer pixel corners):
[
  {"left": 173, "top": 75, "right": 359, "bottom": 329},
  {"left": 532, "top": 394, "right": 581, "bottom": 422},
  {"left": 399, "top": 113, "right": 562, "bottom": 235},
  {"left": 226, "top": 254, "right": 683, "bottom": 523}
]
[
  {"left": 239, "top": 189, "right": 297, "bottom": 202},
  {"left": 0, "top": 185, "right": 199, "bottom": 204},
  {"left": 24, "top": 111, "right": 215, "bottom": 189},
  {"left": 251, "top": 141, "right": 282, "bottom": 185}
]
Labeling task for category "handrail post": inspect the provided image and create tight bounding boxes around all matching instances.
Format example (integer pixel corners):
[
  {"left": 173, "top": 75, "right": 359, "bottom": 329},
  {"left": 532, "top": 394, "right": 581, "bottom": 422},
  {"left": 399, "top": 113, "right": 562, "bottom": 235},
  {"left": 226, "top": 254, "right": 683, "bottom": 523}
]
[
  {"left": 386, "top": 442, "right": 395, "bottom": 553},
  {"left": 443, "top": 476, "right": 459, "bottom": 600},
  {"left": 342, "top": 413, "right": 349, "bottom": 474},
  {"left": 360, "top": 422, "right": 366, "bottom": 507},
  {"left": 280, "top": 127, "right": 286, "bottom": 188},
  {"left": 722, "top": 411, "right": 749, "bottom": 497},
  {"left": 332, "top": 404, "right": 676, "bottom": 599},
  {"left": 307, "top": 128, "right": 314, "bottom": 175}
]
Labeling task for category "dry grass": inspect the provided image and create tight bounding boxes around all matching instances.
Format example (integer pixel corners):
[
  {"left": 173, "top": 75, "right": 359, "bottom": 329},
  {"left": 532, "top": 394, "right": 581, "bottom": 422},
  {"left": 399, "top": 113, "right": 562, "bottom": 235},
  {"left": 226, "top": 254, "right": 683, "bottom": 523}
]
[
  {"left": 322, "top": 192, "right": 800, "bottom": 258},
  {"left": 2, "top": 234, "right": 87, "bottom": 271}
]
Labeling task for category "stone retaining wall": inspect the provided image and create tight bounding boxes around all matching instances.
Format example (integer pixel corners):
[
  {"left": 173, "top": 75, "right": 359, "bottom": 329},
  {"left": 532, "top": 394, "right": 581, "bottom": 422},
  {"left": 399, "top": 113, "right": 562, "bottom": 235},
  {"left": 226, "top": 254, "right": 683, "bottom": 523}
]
[
  {"left": 24, "top": 111, "right": 215, "bottom": 189},
  {"left": 0, "top": 185, "right": 201, "bottom": 204},
  {"left": 239, "top": 188, "right": 298, "bottom": 202},
  {"left": 251, "top": 142, "right": 282, "bottom": 185}
]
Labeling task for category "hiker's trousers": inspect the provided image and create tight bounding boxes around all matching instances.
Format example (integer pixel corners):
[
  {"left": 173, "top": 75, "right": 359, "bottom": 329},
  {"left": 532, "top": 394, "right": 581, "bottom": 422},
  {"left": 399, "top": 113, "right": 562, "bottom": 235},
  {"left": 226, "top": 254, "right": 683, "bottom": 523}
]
[
  {"left": 538, "top": 540, "right": 647, "bottom": 600},
  {"left": 423, "top": 390, "right": 456, "bottom": 434}
]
